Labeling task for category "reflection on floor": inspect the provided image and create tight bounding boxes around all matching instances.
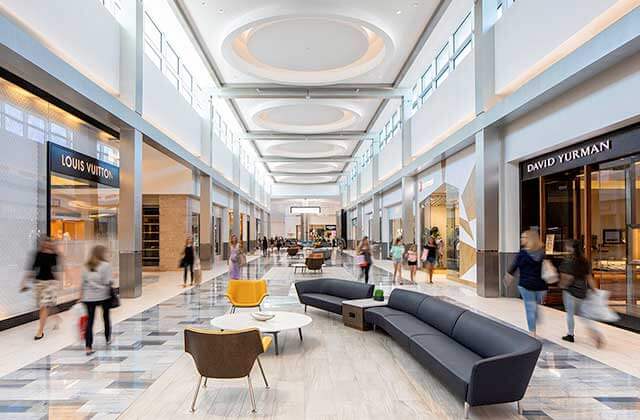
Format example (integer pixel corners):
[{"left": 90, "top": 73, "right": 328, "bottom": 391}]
[{"left": 0, "top": 252, "right": 639, "bottom": 419}]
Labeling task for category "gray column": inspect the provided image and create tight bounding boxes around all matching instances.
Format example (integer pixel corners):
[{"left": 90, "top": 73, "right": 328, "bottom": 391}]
[
  {"left": 119, "top": 0, "right": 143, "bottom": 113},
  {"left": 371, "top": 193, "right": 382, "bottom": 259},
  {"left": 266, "top": 212, "right": 271, "bottom": 239},
  {"left": 221, "top": 205, "right": 230, "bottom": 260},
  {"left": 475, "top": 127, "right": 501, "bottom": 297},
  {"left": 249, "top": 203, "right": 255, "bottom": 252},
  {"left": 356, "top": 203, "right": 364, "bottom": 243},
  {"left": 401, "top": 96, "right": 413, "bottom": 167},
  {"left": 500, "top": 160, "right": 521, "bottom": 297},
  {"left": 232, "top": 192, "right": 240, "bottom": 238},
  {"left": 474, "top": 0, "right": 498, "bottom": 114},
  {"left": 401, "top": 176, "right": 416, "bottom": 245},
  {"left": 199, "top": 174, "right": 212, "bottom": 270},
  {"left": 118, "top": 128, "right": 143, "bottom": 298}
]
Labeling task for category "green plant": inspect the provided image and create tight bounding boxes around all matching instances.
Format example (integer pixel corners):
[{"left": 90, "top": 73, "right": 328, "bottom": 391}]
[{"left": 373, "top": 289, "right": 384, "bottom": 301}]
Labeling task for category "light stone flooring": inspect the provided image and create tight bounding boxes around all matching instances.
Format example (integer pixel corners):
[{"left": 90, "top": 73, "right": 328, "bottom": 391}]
[{"left": 2, "top": 252, "right": 640, "bottom": 419}]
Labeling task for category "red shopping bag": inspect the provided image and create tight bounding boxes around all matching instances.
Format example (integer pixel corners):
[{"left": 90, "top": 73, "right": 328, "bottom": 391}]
[{"left": 78, "top": 315, "right": 88, "bottom": 340}]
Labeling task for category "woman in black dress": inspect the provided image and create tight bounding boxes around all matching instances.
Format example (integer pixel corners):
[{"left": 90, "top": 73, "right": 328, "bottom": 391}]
[
  {"left": 181, "top": 237, "right": 195, "bottom": 287},
  {"left": 23, "top": 237, "right": 59, "bottom": 340}
]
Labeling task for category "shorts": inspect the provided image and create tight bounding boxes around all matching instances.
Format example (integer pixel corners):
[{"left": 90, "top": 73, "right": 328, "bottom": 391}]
[
  {"left": 392, "top": 257, "right": 402, "bottom": 264},
  {"left": 425, "top": 257, "right": 436, "bottom": 265},
  {"left": 35, "top": 280, "right": 58, "bottom": 307},
  {"left": 408, "top": 261, "right": 417, "bottom": 266}
]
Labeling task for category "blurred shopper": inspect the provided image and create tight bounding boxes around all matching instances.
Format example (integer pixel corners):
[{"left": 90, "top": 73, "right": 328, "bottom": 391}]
[
  {"left": 558, "top": 240, "right": 604, "bottom": 347},
  {"left": 180, "top": 237, "right": 195, "bottom": 287},
  {"left": 357, "top": 236, "right": 372, "bottom": 284},
  {"left": 276, "top": 237, "right": 282, "bottom": 255},
  {"left": 229, "top": 234, "right": 242, "bottom": 280},
  {"left": 22, "top": 237, "right": 60, "bottom": 340},
  {"left": 506, "top": 230, "right": 547, "bottom": 336},
  {"left": 421, "top": 236, "right": 438, "bottom": 284},
  {"left": 407, "top": 244, "right": 418, "bottom": 284},
  {"left": 81, "top": 245, "right": 114, "bottom": 355},
  {"left": 390, "top": 238, "right": 404, "bottom": 284},
  {"left": 261, "top": 236, "right": 268, "bottom": 257}
]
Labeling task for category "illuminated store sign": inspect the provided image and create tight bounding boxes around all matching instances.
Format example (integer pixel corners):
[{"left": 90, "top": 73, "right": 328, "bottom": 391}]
[
  {"left": 521, "top": 126, "right": 640, "bottom": 180},
  {"left": 49, "top": 143, "right": 119, "bottom": 188}
]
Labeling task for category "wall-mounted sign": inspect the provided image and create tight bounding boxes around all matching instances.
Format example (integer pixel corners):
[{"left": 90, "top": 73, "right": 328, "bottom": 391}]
[
  {"left": 325, "top": 224, "right": 337, "bottom": 231},
  {"left": 521, "top": 125, "right": 640, "bottom": 180},
  {"left": 49, "top": 143, "right": 119, "bottom": 188}
]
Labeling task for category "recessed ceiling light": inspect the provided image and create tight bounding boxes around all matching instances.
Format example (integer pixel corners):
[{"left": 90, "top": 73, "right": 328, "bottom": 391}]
[
  {"left": 413, "top": 2, "right": 419, "bottom": 7},
  {"left": 218, "top": 8, "right": 224, "bottom": 14},
  {"left": 396, "top": 10, "right": 402, "bottom": 14}
]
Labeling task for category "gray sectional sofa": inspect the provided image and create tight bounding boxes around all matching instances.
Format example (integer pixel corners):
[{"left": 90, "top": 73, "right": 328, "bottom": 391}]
[
  {"left": 295, "top": 278, "right": 374, "bottom": 314},
  {"left": 365, "top": 288, "right": 541, "bottom": 418}
]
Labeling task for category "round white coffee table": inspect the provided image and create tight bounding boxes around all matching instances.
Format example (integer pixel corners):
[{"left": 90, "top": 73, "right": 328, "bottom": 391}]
[{"left": 210, "top": 311, "right": 312, "bottom": 355}]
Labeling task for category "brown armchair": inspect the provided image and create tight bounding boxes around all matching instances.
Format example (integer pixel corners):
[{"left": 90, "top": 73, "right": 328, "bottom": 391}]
[
  {"left": 184, "top": 327, "right": 272, "bottom": 413},
  {"left": 287, "top": 246, "right": 300, "bottom": 257},
  {"left": 305, "top": 253, "right": 324, "bottom": 272}
]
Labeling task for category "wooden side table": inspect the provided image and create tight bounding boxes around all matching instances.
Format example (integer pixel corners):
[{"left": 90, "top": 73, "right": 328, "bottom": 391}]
[{"left": 342, "top": 298, "right": 389, "bottom": 331}]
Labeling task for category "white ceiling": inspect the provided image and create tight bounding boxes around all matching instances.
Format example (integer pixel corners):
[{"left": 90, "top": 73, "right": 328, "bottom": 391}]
[{"left": 175, "top": 0, "right": 442, "bottom": 185}]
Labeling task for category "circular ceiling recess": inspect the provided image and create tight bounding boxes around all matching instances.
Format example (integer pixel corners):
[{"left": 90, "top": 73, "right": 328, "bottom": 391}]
[
  {"left": 253, "top": 103, "right": 359, "bottom": 133},
  {"left": 222, "top": 15, "right": 393, "bottom": 85},
  {"left": 278, "top": 175, "right": 335, "bottom": 184},
  {"left": 266, "top": 141, "right": 348, "bottom": 158},
  {"left": 272, "top": 162, "right": 341, "bottom": 173}
]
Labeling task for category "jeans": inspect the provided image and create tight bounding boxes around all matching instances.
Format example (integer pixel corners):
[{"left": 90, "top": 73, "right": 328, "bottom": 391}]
[
  {"left": 84, "top": 300, "right": 111, "bottom": 349},
  {"left": 518, "top": 286, "right": 547, "bottom": 333},
  {"left": 361, "top": 265, "right": 370, "bottom": 284},
  {"left": 563, "top": 290, "right": 599, "bottom": 336},
  {"left": 183, "top": 263, "right": 193, "bottom": 285}
]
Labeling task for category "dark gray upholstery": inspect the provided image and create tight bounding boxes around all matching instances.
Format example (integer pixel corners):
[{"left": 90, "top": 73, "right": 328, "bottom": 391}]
[
  {"left": 365, "top": 288, "right": 541, "bottom": 410},
  {"left": 295, "top": 278, "right": 374, "bottom": 315}
]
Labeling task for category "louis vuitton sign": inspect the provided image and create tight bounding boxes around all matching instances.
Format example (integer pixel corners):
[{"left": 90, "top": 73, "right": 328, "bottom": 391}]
[
  {"left": 521, "top": 125, "right": 640, "bottom": 181},
  {"left": 49, "top": 143, "right": 119, "bottom": 188}
]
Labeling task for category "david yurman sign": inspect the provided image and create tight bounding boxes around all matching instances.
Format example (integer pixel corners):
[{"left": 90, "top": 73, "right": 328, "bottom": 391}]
[
  {"left": 49, "top": 143, "right": 119, "bottom": 188},
  {"left": 521, "top": 125, "right": 640, "bottom": 180}
]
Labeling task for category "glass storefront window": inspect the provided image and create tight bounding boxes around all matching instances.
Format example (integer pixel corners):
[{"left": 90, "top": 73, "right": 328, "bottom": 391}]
[{"left": 420, "top": 184, "right": 460, "bottom": 273}]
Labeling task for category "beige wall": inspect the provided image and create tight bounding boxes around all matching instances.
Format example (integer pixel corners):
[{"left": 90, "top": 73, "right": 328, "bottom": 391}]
[{"left": 158, "top": 195, "right": 192, "bottom": 271}]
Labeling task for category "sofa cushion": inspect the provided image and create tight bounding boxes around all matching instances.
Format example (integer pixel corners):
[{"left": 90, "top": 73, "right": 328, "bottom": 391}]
[
  {"left": 387, "top": 289, "right": 430, "bottom": 316},
  {"left": 415, "top": 297, "right": 466, "bottom": 336},
  {"left": 409, "top": 334, "right": 482, "bottom": 400},
  {"left": 383, "top": 314, "right": 446, "bottom": 349},
  {"left": 451, "top": 311, "right": 539, "bottom": 358},
  {"left": 299, "top": 293, "right": 343, "bottom": 314},
  {"left": 364, "top": 306, "right": 406, "bottom": 327},
  {"left": 324, "top": 279, "right": 373, "bottom": 300}
]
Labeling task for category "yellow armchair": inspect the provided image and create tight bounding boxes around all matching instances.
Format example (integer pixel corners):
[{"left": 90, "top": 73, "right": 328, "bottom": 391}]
[{"left": 225, "top": 279, "right": 268, "bottom": 313}]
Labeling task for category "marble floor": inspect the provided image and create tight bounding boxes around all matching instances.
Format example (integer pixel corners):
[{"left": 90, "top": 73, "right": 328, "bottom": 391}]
[{"left": 1, "top": 252, "right": 639, "bottom": 419}]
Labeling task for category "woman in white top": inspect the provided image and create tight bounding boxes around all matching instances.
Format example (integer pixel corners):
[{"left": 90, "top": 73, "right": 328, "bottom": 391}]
[{"left": 81, "top": 245, "right": 114, "bottom": 355}]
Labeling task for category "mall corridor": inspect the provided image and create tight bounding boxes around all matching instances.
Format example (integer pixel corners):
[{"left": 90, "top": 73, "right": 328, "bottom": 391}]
[{"left": 2, "top": 0, "right": 640, "bottom": 419}]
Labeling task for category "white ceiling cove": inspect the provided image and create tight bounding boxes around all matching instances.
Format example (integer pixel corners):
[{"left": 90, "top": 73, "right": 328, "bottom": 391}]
[{"left": 175, "top": 0, "right": 442, "bottom": 185}]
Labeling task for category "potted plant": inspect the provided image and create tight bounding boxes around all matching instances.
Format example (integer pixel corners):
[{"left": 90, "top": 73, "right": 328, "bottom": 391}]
[{"left": 373, "top": 289, "right": 384, "bottom": 302}]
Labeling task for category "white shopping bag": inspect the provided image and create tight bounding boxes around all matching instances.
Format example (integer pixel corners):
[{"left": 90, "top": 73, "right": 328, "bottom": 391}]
[
  {"left": 71, "top": 302, "right": 86, "bottom": 317},
  {"left": 581, "top": 289, "right": 620, "bottom": 322}
]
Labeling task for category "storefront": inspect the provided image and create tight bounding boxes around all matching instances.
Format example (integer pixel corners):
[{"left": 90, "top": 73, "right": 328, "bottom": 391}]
[
  {"left": 0, "top": 76, "right": 120, "bottom": 329},
  {"left": 520, "top": 124, "right": 640, "bottom": 320}
]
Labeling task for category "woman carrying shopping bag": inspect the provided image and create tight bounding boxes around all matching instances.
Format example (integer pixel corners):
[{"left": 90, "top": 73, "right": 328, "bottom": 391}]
[
  {"left": 505, "top": 230, "right": 548, "bottom": 337},
  {"left": 81, "top": 245, "right": 115, "bottom": 355}
]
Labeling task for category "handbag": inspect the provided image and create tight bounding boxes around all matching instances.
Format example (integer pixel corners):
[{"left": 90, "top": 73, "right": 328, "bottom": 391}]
[
  {"left": 108, "top": 287, "right": 120, "bottom": 308},
  {"left": 238, "top": 252, "right": 247, "bottom": 266},
  {"left": 581, "top": 289, "right": 620, "bottom": 322},
  {"left": 356, "top": 254, "right": 367, "bottom": 267},
  {"left": 541, "top": 259, "right": 559, "bottom": 284}
]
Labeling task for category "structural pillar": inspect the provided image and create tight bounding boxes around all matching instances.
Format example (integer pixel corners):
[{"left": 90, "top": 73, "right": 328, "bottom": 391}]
[
  {"left": 119, "top": 0, "right": 143, "bottom": 113},
  {"left": 249, "top": 203, "right": 255, "bottom": 252},
  {"left": 232, "top": 192, "right": 240, "bottom": 247},
  {"left": 476, "top": 127, "right": 501, "bottom": 297},
  {"left": 371, "top": 193, "right": 382, "bottom": 258},
  {"left": 356, "top": 203, "right": 364, "bottom": 244},
  {"left": 401, "top": 176, "right": 416, "bottom": 245},
  {"left": 199, "top": 174, "right": 213, "bottom": 270},
  {"left": 118, "top": 128, "right": 143, "bottom": 298},
  {"left": 221, "top": 205, "right": 230, "bottom": 260}
]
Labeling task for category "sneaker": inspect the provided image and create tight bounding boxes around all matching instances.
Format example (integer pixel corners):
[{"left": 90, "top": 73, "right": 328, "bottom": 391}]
[{"left": 562, "top": 334, "right": 575, "bottom": 343}]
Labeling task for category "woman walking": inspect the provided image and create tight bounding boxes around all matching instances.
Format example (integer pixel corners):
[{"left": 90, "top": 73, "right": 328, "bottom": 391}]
[
  {"left": 357, "top": 236, "right": 372, "bottom": 284},
  {"left": 506, "top": 230, "right": 547, "bottom": 336},
  {"left": 181, "top": 237, "right": 195, "bottom": 287},
  {"left": 390, "top": 238, "right": 404, "bottom": 284},
  {"left": 558, "top": 240, "right": 604, "bottom": 347},
  {"left": 23, "top": 237, "right": 60, "bottom": 340},
  {"left": 81, "top": 245, "right": 114, "bottom": 355},
  {"left": 422, "top": 236, "right": 438, "bottom": 284},
  {"left": 407, "top": 244, "right": 418, "bottom": 284},
  {"left": 261, "top": 236, "right": 268, "bottom": 257},
  {"left": 229, "top": 234, "right": 242, "bottom": 280}
]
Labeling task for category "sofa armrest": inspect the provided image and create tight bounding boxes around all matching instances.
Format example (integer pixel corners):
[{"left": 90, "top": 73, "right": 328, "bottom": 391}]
[
  {"left": 294, "top": 279, "right": 324, "bottom": 296},
  {"left": 467, "top": 348, "right": 540, "bottom": 406}
]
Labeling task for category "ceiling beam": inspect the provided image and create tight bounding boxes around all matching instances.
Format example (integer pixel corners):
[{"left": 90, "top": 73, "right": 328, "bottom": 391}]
[
  {"left": 212, "top": 86, "right": 411, "bottom": 99},
  {"left": 262, "top": 156, "right": 353, "bottom": 163},
  {"left": 241, "top": 131, "right": 375, "bottom": 141}
]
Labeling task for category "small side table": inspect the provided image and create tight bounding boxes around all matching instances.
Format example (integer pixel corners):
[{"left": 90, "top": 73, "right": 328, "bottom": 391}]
[{"left": 342, "top": 298, "right": 388, "bottom": 331}]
